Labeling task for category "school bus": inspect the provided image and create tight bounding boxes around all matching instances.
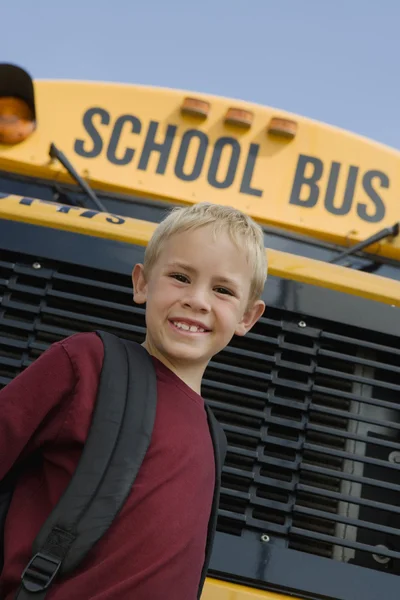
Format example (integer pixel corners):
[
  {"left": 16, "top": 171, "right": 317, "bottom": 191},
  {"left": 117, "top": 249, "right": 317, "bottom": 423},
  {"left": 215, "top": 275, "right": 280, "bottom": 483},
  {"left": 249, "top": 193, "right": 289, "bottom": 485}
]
[{"left": 1, "top": 64, "right": 400, "bottom": 600}]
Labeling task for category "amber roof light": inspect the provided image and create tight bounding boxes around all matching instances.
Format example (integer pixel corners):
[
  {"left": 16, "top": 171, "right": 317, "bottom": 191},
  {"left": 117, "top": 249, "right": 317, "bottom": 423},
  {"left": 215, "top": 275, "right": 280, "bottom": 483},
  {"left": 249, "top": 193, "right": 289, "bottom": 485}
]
[
  {"left": 224, "top": 107, "right": 253, "bottom": 129},
  {"left": 267, "top": 117, "right": 298, "bottom": 139},
  {"left": 181, "top": 97, "right": 210, "bottom": 119},
  {"left": 0, "top": 96, "right": 36, "bottom": 144}
]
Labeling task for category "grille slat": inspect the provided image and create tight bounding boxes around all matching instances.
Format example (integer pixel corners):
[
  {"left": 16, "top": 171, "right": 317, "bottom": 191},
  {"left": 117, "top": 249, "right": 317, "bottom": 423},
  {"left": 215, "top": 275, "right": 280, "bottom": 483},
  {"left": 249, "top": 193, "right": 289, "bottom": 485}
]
[
  {"left": 310, "top": 404, "right": 400, "bottom": 432},
  {"left": 296, "top": 505, "right": 400, "bottom": 537},
  {"left": 298, "top": 484, "right": 400, "bottom": 513},
  {"left": 320, "top": 349, "right": 400, "bottom": 374},
  {"left": 316, "top": 366, "right": 400, "bottom": 392},
  {"left": 303, "top": 443, "right": 400, "bottom": 471},
  {"left": 307, "top": 423, "right": 400, "bottom": 451},
  {"left": 313, "top": 385, "right": 400, "bottom": 412},
  {"left": 321, "top": 330, "right": 400, "bottom": 356},
  {"left": 290, "top": 527, "right": 400, "bottom": 559},
  {"left": 1, "top": 248, "right": 400, "bottom": 576},
  {"left": 303, "top": 463, "right": 400, "bottom": 491},
  {"left": 53, "top": 272, "right": 131, "bottom": 294}
]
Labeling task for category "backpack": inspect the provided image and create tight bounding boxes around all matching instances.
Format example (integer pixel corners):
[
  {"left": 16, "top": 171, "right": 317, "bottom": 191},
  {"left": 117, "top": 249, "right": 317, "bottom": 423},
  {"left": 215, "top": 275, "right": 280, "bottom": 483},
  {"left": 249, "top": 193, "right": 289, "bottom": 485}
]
[{"left": 0, "top": 331, "right": 158, "bottom": 599}]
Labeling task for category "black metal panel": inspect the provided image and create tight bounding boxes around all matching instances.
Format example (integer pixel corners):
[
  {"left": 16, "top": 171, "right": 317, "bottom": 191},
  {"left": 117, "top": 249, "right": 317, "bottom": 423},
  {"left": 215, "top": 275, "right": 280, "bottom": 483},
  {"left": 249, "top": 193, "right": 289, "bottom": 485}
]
[
  {"left": 1, "top": 219, "right": 400, "bottom": 338},
  {"left": 210, "top": 533, "right": 400, "bottom": 600},
  {"left": 0, "top": 219, "right": 143, "bottom": 276},
  {"left": 1, "top": 218, "right": 400, "bottom": 600}
]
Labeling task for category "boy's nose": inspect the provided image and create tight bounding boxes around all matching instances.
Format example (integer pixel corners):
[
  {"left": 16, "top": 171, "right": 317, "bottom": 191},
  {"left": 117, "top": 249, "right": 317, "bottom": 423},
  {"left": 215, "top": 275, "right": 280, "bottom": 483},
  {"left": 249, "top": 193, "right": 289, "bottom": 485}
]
[{"left": 182, "top": 288, "right": 211, "bottom": 313}]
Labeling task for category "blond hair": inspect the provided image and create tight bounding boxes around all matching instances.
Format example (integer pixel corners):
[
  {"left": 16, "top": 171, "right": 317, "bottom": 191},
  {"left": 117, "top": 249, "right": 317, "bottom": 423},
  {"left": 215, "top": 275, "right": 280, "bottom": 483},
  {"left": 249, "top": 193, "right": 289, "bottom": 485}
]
[{"left": 144, "top": 202, "right": 267, "bottom": 306}]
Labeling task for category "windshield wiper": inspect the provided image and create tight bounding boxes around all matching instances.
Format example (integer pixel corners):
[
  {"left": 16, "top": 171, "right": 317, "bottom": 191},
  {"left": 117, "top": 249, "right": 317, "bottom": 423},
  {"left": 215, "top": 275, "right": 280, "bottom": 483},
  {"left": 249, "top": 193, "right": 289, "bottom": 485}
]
[
  {"left": 329, "top": 223, "right": 400, "bottom": 264},
  {"left": 49, "top": 143, "right": 107, "bottom": 213}
]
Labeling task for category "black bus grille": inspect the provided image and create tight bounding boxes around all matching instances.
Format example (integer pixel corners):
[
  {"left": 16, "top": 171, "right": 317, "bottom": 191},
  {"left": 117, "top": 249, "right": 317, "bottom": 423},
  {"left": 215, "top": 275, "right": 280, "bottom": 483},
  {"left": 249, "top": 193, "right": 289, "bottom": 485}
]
[{"left": 1, "top": 249, "right": 400, "bottom": 577}]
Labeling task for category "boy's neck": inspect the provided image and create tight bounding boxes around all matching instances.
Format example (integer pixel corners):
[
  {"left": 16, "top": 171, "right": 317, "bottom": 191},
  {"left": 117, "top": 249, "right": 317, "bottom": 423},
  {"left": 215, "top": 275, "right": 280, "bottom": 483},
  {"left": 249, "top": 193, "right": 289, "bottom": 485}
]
[{"left": 141, "top": 341, "right": 206, "bottom": 395}]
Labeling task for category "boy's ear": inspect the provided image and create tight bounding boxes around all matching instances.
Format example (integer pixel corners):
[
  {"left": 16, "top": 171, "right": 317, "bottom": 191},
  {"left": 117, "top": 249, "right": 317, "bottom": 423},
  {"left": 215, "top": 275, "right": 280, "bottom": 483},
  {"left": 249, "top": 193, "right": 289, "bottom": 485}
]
[
  {"left": 132, "top": 264, "right": 148, "bottom": 304},
  {"left": 235, "top": 299, "right": 265, "bottom": 337}
]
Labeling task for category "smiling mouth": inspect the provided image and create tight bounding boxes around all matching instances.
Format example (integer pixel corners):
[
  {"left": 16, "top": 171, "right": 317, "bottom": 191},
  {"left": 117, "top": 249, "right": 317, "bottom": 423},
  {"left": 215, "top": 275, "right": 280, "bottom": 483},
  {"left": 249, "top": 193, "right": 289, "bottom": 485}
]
[{"left": 169, "top": 320, "right": 210, "bottom": 334}]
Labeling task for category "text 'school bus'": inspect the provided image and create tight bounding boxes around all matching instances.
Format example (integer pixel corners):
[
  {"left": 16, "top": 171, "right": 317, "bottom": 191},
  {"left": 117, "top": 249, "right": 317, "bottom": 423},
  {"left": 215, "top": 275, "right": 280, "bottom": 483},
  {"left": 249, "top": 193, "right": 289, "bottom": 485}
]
[{"left": 1, "top": 64, "right": 400, "bottom": 600}]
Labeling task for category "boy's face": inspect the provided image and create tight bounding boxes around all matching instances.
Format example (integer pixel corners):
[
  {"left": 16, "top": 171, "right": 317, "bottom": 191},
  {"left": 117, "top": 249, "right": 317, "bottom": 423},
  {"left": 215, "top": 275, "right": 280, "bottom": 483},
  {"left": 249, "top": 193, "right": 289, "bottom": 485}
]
[{"left": 132, "top": 225, "right": 265, "bottom": 372}]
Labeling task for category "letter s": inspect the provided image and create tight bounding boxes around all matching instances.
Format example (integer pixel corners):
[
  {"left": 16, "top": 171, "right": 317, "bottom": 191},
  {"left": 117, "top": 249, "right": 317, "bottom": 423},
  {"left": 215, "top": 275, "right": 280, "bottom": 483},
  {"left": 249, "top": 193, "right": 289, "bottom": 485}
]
[
  {"left": 74, "top": 108, "right": 110, "bottom": 158},
  {"left": 358, "top": 170, "right": 387, "bottom": 223}
]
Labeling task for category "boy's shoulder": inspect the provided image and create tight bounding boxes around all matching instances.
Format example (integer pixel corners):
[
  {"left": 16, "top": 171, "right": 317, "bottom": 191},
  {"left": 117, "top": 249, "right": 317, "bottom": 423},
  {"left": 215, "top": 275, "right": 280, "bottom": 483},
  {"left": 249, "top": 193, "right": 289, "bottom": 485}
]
[
  {"left": 58, "top": 331, "right": 101, "bottom": 349},
  {"left": 57, "top": 331, "right": 104, "bottom": 370}
]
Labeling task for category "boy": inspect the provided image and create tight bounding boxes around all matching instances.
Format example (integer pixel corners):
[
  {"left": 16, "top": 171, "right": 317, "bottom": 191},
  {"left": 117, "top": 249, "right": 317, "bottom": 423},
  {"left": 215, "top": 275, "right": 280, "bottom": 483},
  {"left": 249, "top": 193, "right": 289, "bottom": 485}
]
[{"left": 0, "top": 202, "right": 267, "bottom": 599}]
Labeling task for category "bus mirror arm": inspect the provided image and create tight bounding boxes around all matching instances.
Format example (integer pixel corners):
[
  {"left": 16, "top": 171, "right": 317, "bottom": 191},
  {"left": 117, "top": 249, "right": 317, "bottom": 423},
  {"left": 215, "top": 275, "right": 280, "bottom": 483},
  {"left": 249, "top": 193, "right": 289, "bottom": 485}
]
[
  {"left": 51, "top": 182, "right": 84, "bottom": 208},
  {"left": 329, "top": 222, "right": 400, "bottom": 265},
  {"left": 49, "top": 143, "right": 107, "bottom": 213}
]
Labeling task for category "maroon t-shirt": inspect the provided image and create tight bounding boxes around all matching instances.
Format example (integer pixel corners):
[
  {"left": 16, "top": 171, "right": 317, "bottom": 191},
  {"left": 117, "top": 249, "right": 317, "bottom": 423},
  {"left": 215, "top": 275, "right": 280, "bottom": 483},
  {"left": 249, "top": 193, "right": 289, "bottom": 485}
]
[{"left": 0, "top": 333, "right": 215, "bottom": 599}]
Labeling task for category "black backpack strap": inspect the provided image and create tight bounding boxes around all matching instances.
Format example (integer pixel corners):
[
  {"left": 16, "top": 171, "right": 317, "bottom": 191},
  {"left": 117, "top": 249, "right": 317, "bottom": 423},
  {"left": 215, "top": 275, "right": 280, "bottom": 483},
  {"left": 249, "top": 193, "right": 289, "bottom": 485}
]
[
  {"left": 15, "top": 332, "right": 157, "bottom": 600},
  {"left": 197, "top": 406, "right": 227, "bottom": 598},
  {"left": 0, "top": 467, "right": 23, "bottom": 574}
]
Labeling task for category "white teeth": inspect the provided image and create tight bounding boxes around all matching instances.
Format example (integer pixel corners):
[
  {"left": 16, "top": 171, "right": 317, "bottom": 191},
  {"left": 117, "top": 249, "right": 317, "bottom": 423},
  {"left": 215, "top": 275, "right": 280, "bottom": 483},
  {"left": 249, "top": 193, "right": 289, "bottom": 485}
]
[{"left": 172, "top": 321, "right": 205, "bottom": 333}]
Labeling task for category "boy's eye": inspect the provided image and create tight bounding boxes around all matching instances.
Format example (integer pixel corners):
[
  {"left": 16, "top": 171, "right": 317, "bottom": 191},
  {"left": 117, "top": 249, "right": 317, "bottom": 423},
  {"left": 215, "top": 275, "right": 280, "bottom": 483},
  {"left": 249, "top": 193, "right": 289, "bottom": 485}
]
[
  {"left": 171, "top": 273, "right": 190, "bottom": 283},
  {"left": 215, "top": 287, "right": 234, "bottom": 296}
]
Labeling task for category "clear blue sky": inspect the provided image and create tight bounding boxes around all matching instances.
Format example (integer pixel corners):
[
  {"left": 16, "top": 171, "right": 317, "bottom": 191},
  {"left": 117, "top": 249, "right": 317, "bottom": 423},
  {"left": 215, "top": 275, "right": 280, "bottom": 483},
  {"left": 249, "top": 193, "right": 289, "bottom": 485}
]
[{"left": 3, "top": 1, "right": 400, "bottom": 149}]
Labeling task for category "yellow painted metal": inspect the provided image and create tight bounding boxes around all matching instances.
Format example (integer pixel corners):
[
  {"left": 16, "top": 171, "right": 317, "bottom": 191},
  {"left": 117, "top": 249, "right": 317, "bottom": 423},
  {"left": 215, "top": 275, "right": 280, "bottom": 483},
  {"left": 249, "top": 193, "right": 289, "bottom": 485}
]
[
  {"left": 0, "top": 80, "right": 399, "bottom": 260},
  {"left": 0, "top": 194, "right": 156, "bottom": 245},
  {"left": 1, "top": 194, "right": 400, "bottom": 308},
  {"left": 202, "top": 578, "right": 300, "bottom": 599}
]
